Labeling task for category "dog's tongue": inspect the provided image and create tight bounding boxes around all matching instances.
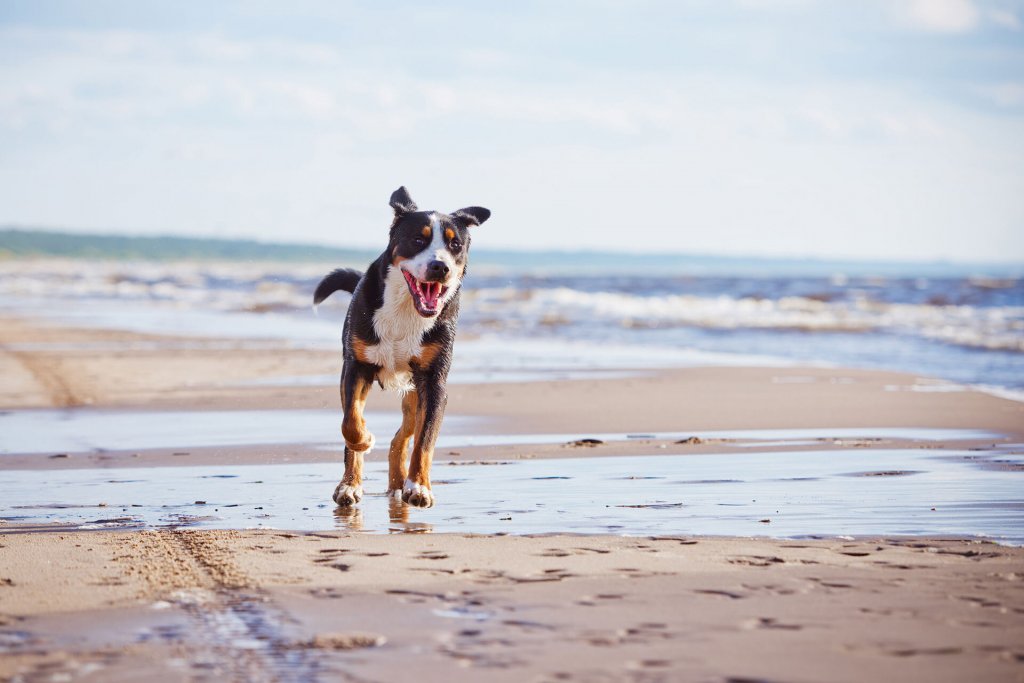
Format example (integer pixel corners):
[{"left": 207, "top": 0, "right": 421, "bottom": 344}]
[{"left": 419, "top": 281, "right": 441, "bottom": 309}]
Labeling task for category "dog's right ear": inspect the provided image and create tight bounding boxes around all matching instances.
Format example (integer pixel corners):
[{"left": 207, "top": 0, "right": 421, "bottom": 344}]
[{"left": 389, "top": 186, "right": 418, "bottom": 216}]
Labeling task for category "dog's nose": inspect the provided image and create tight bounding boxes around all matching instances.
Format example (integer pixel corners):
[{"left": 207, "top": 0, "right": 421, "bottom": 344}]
[{"left": 426, "top": 260, "right": 450, "bottom": 281}]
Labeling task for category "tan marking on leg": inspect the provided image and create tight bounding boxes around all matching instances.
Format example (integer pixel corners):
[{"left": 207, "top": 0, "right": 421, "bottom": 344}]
[
  {"left": 407, "top": 398, "right": 433, "bottom": 489},
  {"left": 341, "top": 447, "right": 364, "bottom": 487},
  {"left": 404, "top": 384, "right": 445, "bottom": 507},
  {"left": 336, "top": 367, "right": 373, "bottom": 507},
  {"left": 411, "top": 342, "right": 442, "bottom": 369},
  {"left": 341, "top": 373, "right": 373, "bottom": 453},
  {"left": 388, "top": 391, "right": 417, "bottom": 493},
  {"left": 351, "top": 337, "right": 373, "bottom": 364}
]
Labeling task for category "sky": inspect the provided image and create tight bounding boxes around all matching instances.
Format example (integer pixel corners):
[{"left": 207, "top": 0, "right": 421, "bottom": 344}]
[{"left": 1, "top": 0, "right": 1022, "bottom": 262}]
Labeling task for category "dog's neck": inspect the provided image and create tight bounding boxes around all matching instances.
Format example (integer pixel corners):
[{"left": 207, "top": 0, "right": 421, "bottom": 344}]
[{"left": 373, "top": 265, "right": 441, "bottom": 346}]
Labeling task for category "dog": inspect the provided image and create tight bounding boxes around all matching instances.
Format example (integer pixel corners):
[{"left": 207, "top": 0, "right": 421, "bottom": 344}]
[{"left": 313, "top": 186, "right": 490, "bottom": 508}]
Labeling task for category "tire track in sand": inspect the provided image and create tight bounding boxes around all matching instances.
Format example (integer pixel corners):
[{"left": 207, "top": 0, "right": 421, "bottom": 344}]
[
  {"left": 119, "top": 530, "right": 329, "bottom": 682},
  {"left": 2, "top": 347, "right": 87, "bottom": 408}
]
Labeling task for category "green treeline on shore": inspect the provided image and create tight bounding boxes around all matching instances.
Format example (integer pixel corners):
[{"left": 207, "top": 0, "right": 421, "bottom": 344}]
[{"left": 0, "top": 228, "right": 375, "bottom": 263}]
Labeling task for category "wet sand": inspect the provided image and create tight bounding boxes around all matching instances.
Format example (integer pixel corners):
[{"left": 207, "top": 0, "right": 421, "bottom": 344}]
[
  {"left": 2, "top": 531, "right": 1024, "bottom": 682},
  {"left": 2, "top": 314, "right": 1024, "bottom": 681}
]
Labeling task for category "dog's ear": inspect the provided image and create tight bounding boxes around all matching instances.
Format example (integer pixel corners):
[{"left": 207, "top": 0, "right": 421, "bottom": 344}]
[
  {"left": 389, "top": 186, "right": 418, "bottom": 215},
  {"left": 452, "top": 206, "right": 491, "bottom": 227}
]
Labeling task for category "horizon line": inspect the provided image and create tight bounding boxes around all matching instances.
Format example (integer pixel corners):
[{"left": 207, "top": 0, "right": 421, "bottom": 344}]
[{"left": 1, "top": 225, "right": 1022, "bottom": 269}]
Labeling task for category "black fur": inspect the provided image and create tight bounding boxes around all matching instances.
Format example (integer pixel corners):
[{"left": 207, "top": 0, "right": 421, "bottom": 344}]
[
  {"left": 316, "top": 186, "right": 490, "bottom": 509},
  {"left": 313, "top": 268, "right": 363, "bottom": 306}
]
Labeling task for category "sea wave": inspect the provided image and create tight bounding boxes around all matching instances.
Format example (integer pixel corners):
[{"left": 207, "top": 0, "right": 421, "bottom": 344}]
[
  {"left": 461, "top": 287, "right": 1024, "bottom": 353},
  {"left": 1, "top": 261, "right": 1021, "bottom": 353}
]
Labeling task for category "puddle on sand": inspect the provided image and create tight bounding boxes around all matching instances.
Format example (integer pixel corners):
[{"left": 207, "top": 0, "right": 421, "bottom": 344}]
[
  {"left": 0, "top": 406, "right": 999, "bottom": 455},
  {"left": 237, "top": 369, "right": 642, "bottom": 387},
  {"left": 0, "top": 410, "right": 481, "bottom": 454},
  {"left": 1, "top": 450, "right": 1021, "bottom": 543}
]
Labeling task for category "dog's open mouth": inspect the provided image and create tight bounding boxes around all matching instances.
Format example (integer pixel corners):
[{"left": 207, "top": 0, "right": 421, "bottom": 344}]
[{"left": 402, "top": 270, "right": 448, "bottom": 317}]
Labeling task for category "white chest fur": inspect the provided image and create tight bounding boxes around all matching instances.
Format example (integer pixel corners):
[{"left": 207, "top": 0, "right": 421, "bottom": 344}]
[{"left": 364, "top": 265, "right": 438, "bottom": 392}]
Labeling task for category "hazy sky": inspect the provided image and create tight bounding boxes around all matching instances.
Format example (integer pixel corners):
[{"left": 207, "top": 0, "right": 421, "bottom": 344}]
[{"left": 1, "top": 0, "right": 1022, "bottom": 261}]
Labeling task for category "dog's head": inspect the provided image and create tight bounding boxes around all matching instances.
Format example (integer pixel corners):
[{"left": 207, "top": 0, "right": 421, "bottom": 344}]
[{"left": 386, "top": 186, "right": 490, "bottom": 318}]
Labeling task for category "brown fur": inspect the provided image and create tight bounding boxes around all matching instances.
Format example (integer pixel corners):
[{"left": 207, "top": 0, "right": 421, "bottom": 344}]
[
  {"left": 341, "top": 374, "right": 373, "bottom": 455},
  {"left": 388, "top": 391, "right": 418, "bottom": 492},
  {"left": 406, "top": 394, "right": 434, "bottom": 489},
  {"left": 411, "top": 341, "right": 443, "bottom": 368},
  {"left": 351, "top": 337, "right": 372, "bottom": 365}
]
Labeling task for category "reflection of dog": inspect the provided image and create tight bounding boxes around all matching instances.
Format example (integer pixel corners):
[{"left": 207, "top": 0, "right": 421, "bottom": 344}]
[{"left": 313, "top": 186, "right": 491, "bottom": 508}]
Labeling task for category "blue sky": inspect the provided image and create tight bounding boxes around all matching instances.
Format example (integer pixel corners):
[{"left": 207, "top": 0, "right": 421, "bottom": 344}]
[{"left": 1, "top": 0, "right": 1022, "bottom": 261}]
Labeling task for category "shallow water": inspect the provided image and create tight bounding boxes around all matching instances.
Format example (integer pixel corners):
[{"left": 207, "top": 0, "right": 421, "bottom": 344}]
[
  {"left": 237, "top": 369, "right": 644, "bottom": 387},
  {"left": 0, "top": 407, "right": 998, "bottom": 455},
  {"left": 3, "top": 449, "right": 1021, "bottom": 543},
  {"left": 0, "top": 410, "right": 485, "bottom": 454}
]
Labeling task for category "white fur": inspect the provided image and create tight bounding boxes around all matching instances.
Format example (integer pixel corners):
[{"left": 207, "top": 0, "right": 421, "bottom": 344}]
[
  {"left": 362, "top": 223, "right": 460, "bottom": 392},
  {"left": 404, "top": 213, "right": 458, "bottom": 282},
  {"left": 333, "top": 484, "right": 363, "bottom": 506},
  {"left": 363, "top": 265, "right": 435, "bottom": 392},
  {"left": 403, "top": 478, "right": 435, "bottom": 507}
]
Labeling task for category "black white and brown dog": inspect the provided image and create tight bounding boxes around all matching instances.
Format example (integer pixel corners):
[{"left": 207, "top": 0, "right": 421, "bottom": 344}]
[{"left": 313, "top": 186, "right": 490, "bottom": 508}]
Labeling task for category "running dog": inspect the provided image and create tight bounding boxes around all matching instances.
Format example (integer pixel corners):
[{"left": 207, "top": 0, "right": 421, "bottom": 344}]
[{"left": 313, "top": 186, "right": 490, "bottom": 507}]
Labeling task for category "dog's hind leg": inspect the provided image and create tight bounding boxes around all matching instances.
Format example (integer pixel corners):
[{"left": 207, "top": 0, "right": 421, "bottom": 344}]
[
  {"left": 334, "top": 361, "right": 376, "bottom": 506},
  {"left": 404, "top": 375, "right": 447, "bottom": 508},
  {"left": 387, "top": 390, "right": 417, "bottom": 499}
]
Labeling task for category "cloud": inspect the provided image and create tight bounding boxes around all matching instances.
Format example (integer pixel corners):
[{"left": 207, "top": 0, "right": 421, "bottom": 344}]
[
  {"left": 989, "top": 8, "right": 1022, "bottom": 29},
  {"left": 900, "top": 0, "right": 980, "bottom": 33},
  {"left": 0, "top": 10, "right": 1021, "bottom": 262}
]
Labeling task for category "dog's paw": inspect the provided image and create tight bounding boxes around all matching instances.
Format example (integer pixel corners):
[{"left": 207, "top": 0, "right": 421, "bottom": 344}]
[
  {"left": 402, "top": 479, "right": 435, "bottom": 508},
  {"left": 333, "top": 482, "right": 363, "bottom": 507},
  {"left": 386, "top": 488, "right": 403, "bottom": 501}
]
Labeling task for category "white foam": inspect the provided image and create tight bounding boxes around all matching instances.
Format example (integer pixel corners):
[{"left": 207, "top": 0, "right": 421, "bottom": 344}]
[{"left": 463, "top": 287, "right": 1024, "bottom": 353}]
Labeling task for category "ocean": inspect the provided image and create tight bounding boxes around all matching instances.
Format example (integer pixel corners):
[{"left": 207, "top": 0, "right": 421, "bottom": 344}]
[{"left": 1, "top": 254, "right": 1021, "bottom": 394}]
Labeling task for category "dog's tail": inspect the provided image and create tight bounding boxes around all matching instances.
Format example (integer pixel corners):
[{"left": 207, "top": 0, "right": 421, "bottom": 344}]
[{"left": 313, "top": 268, "right": 363, "bottom": 307}]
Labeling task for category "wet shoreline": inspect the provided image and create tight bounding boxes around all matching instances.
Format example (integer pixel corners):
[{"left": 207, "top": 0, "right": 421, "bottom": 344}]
[{"left": 4, "top": 446, "right": 1021, "bottom": 544}]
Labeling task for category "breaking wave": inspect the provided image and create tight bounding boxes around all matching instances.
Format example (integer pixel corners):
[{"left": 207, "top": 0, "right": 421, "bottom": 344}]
[
  {"left": 462, "top": 287, "right": 1024, "bottom": 353},
  {"left": 1, "top": 261, "right": 1021, "bottom": 354}
]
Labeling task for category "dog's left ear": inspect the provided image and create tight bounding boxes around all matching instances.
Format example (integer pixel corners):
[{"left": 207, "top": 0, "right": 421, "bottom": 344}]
[
  {"left": 390, "top": 186, "right": 419, "bottom": 216},
  {"left": 452, "top": 207, "right": 491, "bottom": 227}
]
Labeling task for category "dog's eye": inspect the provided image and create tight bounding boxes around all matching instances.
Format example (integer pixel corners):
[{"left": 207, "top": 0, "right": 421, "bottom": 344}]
[
  {"left": 449, "top": 239, "right": 462, "bottom": 251},
  {"left": 413, "top": 237, "right": 426, "bottom": 247}
]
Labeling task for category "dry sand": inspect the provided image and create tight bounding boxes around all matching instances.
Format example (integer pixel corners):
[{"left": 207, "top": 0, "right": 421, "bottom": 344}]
[{"left": 2, "top": 314, "right": 1024, "bottom": 682}]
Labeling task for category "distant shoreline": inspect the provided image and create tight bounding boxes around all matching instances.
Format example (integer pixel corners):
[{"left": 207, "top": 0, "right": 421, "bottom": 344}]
[{"left": 2, "top": 227, "right": 1021, "bottom": 276}]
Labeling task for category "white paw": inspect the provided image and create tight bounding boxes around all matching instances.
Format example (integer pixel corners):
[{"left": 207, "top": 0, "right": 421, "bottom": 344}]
[
  {"left": 333, "top": 483, "right": 363, "bottom": 507},
  {"left": 402, "top": 479, "right": 435, "bottom": 508},
  {"left": 386, "top": 488, "right": 403, "bottom": 501}
]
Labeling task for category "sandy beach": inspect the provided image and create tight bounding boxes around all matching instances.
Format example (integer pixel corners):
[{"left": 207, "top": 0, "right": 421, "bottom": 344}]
[{"left": 2, "top": 313, "right": 1024, "bottom": 682}]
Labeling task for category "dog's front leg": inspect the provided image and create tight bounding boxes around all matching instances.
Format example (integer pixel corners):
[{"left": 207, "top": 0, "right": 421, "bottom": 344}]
[
  {"left": 403, "top": 372, "right": 447, "bottom": 508},
  {"left": 334, "top": 360, "right": 376, "bottom": 506},
  {"left": 387, "top": 390, "right": 417, "bottom": 499}
]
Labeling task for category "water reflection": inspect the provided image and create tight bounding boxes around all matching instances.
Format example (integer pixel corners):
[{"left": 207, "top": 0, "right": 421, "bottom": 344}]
[
  {"left": 333, "top": 505, "right": 363, "bottom": 531},
  {"left": 1, "top": 449, "right": 1021, "bottom": 543}
]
